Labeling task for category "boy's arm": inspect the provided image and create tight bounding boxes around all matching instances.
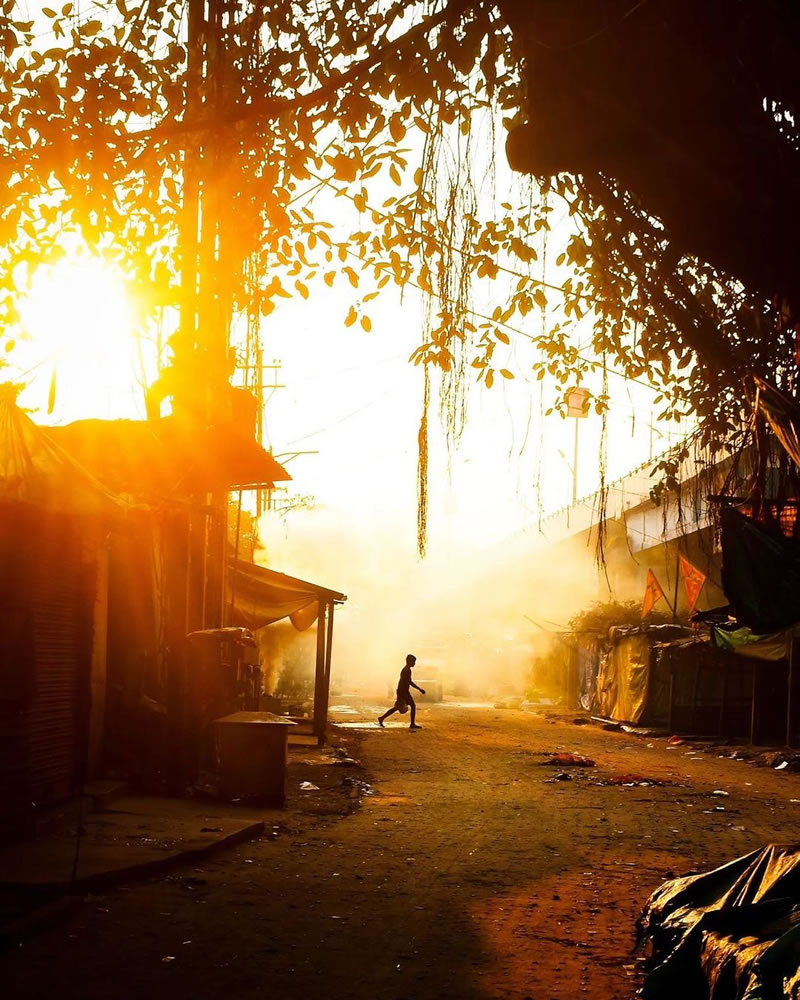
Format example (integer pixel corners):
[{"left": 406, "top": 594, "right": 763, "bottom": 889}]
[{"left": 411, "top": 680, "right": 426, "bottom": 693}]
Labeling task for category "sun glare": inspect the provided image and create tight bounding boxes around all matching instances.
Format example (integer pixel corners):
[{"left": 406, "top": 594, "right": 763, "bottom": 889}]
[{"left": 15, "top": 256, "right": 148, "bottom": 423}]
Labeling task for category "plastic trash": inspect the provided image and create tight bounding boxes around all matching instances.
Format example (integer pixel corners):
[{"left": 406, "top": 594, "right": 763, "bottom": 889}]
[{"left": 299, "top": 781, "right": 320, "bottom": 791}]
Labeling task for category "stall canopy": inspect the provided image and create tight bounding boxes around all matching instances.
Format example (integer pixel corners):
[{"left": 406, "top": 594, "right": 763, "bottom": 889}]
[{"left": 227, "top": 560, "right": 346, "bottom": 631}]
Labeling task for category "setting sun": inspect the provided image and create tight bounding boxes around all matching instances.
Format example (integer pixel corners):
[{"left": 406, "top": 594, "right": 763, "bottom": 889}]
[{"left": 14, "top": 255, "right": 150, "bottom": 423}]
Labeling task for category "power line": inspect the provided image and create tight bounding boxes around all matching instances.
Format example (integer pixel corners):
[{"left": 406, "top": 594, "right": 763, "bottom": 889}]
[
  {"left": 309, "top": 171, "right": 589, "bottom": 305},
  {"left": 283, "top": 383, "right": 405, "bottom": 446},
  {"left": 308, "top": 173, "right": 677, "bottom": 393},
  {"left": 328, "top": 237, "right": 663, "bottom": 394},
  {"left": 533, "top": 0, "right": 653, "bottom": 52}
]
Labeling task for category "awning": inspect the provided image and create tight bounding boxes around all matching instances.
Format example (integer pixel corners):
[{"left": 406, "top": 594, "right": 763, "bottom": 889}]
[{"left": 227, "top": 560, "right": 346, "bottom": 631}]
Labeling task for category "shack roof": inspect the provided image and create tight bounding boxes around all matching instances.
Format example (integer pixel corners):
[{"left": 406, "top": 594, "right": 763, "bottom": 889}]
[
  {"left": 0, "top": 385, "right": 123, "bottom": 516},
  {"left": 48, "top": 417, "right": 291, "bottom": 500}
]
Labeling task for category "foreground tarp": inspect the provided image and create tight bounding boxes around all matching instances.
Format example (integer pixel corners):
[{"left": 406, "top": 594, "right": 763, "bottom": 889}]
[{"left": 638, "top": 844, "right": 800, "bottom": 1000}]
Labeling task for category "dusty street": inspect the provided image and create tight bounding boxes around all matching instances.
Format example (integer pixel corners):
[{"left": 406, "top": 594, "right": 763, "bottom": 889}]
[{"left": 3, "top": 703, "right": 800, "bottom": 1000}]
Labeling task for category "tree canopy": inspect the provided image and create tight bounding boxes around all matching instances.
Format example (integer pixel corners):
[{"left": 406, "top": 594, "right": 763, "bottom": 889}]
[{"left": 2, "top": 0, "right": 796, "bottom": 546}]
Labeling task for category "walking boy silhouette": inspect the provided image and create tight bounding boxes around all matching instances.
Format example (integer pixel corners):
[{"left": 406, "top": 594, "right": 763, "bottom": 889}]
[{"left": 377, "top": 654, "right": 425, "bottom": 730}]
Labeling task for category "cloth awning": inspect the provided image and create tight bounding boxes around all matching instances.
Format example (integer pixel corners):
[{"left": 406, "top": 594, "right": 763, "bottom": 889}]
[{"left": 227, "top": 560, "right": 346, "bottom": 631}]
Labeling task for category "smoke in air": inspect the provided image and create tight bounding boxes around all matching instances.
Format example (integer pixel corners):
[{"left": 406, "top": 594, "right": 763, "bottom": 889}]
[{"left": 254, "top": 507, "right": 648, "bottom": 703}]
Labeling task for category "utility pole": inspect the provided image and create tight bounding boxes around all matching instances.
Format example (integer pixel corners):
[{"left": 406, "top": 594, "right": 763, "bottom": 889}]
[{"left": 180, "top": 0, "right": 235, "bottom": 633}]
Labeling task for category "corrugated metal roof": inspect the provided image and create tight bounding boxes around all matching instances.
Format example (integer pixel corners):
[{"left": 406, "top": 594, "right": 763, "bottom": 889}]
[{"left": 0, "top": 384, "right": 123, "bottom": 515}]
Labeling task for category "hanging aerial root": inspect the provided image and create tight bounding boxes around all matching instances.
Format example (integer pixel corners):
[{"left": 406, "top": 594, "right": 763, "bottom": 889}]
[{"left": 417, "top": 365, "right": 430, "bottom": 558}]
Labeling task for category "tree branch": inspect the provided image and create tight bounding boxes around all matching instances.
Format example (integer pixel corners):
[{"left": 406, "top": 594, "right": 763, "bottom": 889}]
[{"left": 135, "top": 0, "right": 479, "bottom": 143}]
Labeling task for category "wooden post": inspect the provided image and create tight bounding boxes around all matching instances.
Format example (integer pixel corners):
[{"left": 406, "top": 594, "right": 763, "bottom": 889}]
[
  {"left": 313, "top": 602, "right": 326, "bottom": 743},
  {"left": 667, "top": 664, "right": 675, "bottom": 733},
  {"left": 320, "top": 602, "right": 335, "bottom": 744},
  {"left": 788, "top": 638, "right": 799, "bottom": 748},
  {"left": 689, "top": 660, "right": 701, "bottom": 733},
  {"left": 719, "top": 660, "right": 728, "bottom": 739},
  {"left": 672, "top": 546, "right": 680, "bottom": 624}
]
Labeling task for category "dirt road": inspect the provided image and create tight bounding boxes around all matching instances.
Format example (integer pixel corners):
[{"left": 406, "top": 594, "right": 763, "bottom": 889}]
[{"left": 3, "top": 703, "right": 800, "bottom": 1000}]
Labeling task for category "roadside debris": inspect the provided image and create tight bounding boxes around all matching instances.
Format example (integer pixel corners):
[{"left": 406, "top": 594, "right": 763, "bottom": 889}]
[
  {"left": 541, "top": 752, "right": 596, "bottom": 768},
  {"left": 602, "top": 775, "right": 671, "bottom": 787},
  {"left": 711, "top": 790, "right": 729, "bottom": 797},
  {"left": 299, "top": 782, "right": 319, "bottom": 792},
  {"left": 552, "top": 772, "right": 573, "bottom": 782},
  {"left": 342, "top": 776, "right": 372, "bottom": 800}
]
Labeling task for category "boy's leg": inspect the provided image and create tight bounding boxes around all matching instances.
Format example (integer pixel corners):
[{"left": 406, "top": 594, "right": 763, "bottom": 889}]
[
  {"left": 407, "top": 695, "right": 417, "bottom": 727},
  {"left": 378, "top": 706, "right": 398, "bottom": 724}
]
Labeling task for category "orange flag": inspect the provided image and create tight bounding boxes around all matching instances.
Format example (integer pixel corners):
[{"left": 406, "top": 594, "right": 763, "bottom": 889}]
[
  {"left": 642, "top": 569, "right": 666, "bottom": 618},
  {"left": 679, "top": 555, "right": 706, "bottom": 613}
]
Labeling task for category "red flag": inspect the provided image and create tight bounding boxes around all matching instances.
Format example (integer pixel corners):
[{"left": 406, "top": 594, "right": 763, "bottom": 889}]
[
  {"left": 642, "top": 569, "right": 666, "bottom": 618},
  {"left": 679, "top": 555, "right": 706, "bottom": 613}
]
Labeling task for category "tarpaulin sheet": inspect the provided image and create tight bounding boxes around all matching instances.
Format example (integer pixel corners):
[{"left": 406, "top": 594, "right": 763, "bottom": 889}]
[
  {"left": 721, "top": 506, "right": 800, "bottom": 633},
  {"left": 227, "top": 560, "right": 345, "bottom": 632},
  {"left": 594, "top": 634, "right": 651, "bottom": 723},
  {"left": 638, "top": 844, "right": 800, "bottom": 1000},
  {"left": 576, "top": 636, "right": 601, "bottom": 711},
  {"left": 754, "top": 375, "right": 800, "bottom": 470},
  {"left": 712, "top": 624, "right": 798, "bottom": 661}
]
